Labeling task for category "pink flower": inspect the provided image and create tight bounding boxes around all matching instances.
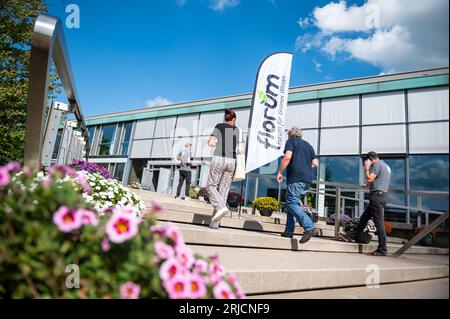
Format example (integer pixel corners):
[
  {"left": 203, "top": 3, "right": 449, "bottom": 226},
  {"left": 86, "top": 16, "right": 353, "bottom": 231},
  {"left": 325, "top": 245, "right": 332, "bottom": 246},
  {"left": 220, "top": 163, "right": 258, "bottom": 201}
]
[
  {"left": 120, "top": 282, "right": 140, "bottom": 299},
  {"left": 40, "top": 176, "right": 52, "bottom": 188},
  {"left": 193, "top": 259, "right": 209, "bottom": 274},
  {"left": 159, "top": 258, "right": 184, "bottom": 281},
  {"left": 53, "top": 206, "right": 82, "bottom": 233},
  {"left": 151, "top": 200, "right": 164, "bottom": 213},
  {"left": 154, "top": 241, "right": 175, "bottom": 260},
  {"left": 5, "top": 161, "right": 20, "bottom": 172},
  {"left": 150, "top": 224, "right": 166, "bottom": 236},
  {"left": 165, "top": 224, "right": 183, "bottom": 246},
  {"left": 163, "top": 275, "right": 189, "bottom": 299},
  {"left": 176, "top": 245, "right": 195, "bottom": 268},
  {"left": 227, "top": 274, "right": 246, "bottom": 299},
  {"left": 78, "top": 209, "right": 99, "bottom": 226},
  {"left": 75, "top": 171, "right": 91, "bottom": 193},
  {"left": 105, "top": 210, "right": 140, "bottom": 244},
  {"left": 101, "top": 236, "right": 110, "bottom": 252},
  {"left": 187, "top": 274, "right": 207, "bottom": 299},
  {"left": 0, "top": 168, "right": 10, "bottom": 188},
  {"left": 209, "top": 261, "right": 226, "bottom": 277},
  {"left": 213, "top": 281, "right": 235, "bottom": 299}
]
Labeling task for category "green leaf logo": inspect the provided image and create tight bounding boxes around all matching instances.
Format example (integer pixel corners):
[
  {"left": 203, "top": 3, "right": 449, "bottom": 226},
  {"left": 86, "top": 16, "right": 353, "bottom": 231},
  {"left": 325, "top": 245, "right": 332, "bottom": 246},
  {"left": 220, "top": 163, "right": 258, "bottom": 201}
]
[{"left": 258, "top": 90, "right": 268, "bottom": 104}]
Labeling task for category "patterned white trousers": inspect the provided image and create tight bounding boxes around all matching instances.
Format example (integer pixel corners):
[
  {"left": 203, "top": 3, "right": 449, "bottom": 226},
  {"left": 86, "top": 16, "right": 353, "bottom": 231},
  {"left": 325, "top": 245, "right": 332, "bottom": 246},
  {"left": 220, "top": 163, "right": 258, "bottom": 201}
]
[{"left": 207, "top": 156, "right": 236, "bottom": 214}]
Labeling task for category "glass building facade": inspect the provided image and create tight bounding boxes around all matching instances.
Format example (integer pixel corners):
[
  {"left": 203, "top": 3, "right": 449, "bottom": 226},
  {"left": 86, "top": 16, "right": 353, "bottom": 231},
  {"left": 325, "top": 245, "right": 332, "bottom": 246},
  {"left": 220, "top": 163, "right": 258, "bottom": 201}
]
[{"left": 84, "top": 68, "right": 449, "bottom": 225}]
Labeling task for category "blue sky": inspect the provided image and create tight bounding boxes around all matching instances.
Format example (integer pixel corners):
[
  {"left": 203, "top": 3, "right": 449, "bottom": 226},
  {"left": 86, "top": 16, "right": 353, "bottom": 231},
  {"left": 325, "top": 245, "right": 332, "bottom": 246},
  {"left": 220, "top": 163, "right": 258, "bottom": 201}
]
[{"left": 46, "top": 0, "right": 449, "bottom": 116}]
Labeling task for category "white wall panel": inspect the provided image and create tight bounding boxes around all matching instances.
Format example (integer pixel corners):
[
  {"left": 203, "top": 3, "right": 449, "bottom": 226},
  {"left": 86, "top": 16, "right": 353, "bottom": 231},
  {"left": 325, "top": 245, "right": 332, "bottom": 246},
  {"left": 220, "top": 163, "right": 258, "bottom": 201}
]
[
  {"left": 362, "top": 125, "right": 406, "bottom": 154},
  {"left": 409, "top": 122, "right": 449, "bottom": 154},
  {"left": 234, "top": 108, "right": 250, "bottom": 132},
  {"left": 320, "top": 127, "right": 359, "bottom": 155},
  {"left": 130, "top": 140, "right": 152, "bottom": 158},
  {"left": 195, "top": 136, "right": 215, "bottom": 157},
  {"left": 150, "top": 138, "right": 173, "bottom": 158},
  {"left": 408, "top": 87, "right": 449, "bottom": 122},
  {"left": 321, "top": 96, "right": 359, "bottom": 127},
  {"left": 174, "top": 114, "right": 199, "bottom": 137},
  {"left": 362, "top": 91, "right": 405, "bottom": 124},
  {"left": 286, "top": 100, "right": 319, "bottom": 129},
  {"left": 133, "top": 119, "right": 156, "bottom": 139},
  {"left": 198, "top": 111, "right": 224, "bottom": 136},
  {"left": 154, "top": 117, "right": 177, "bottom": 138}
]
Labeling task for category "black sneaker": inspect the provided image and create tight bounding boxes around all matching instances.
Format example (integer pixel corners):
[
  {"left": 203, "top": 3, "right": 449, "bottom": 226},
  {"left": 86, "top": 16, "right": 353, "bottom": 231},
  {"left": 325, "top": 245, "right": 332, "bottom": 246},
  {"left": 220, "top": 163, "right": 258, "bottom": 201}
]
[
  {"left": 280, "top": 231, "right": 293, "bottom": 238},
  {"left": 299, "top": 228, "right": 316, "bottom": 244},
  {"left": 369, "top": 249, "right": 387, "bottom": 256}
]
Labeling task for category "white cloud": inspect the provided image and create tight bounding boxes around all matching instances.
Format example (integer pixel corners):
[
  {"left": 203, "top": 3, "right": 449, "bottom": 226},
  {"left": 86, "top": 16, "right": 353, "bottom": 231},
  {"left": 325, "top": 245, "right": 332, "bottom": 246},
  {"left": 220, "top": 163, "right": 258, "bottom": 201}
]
[
  {"left": 313, "top": 59, "right": 322, "bottom": 73},
  {"left": 296, "top": 0, "right": 449, "bottom": 72},
  {"left": 176, "top": 0, "right": 187, "bottom": 6},
  {"left": 297, "top": 17, "right": 310, "bottom": 29},
  {"left": 145, "top": 96, "right": 172, "bottom": 108},
  {"left": 210, "top": 0, "right": 239, "bottom": 11}
]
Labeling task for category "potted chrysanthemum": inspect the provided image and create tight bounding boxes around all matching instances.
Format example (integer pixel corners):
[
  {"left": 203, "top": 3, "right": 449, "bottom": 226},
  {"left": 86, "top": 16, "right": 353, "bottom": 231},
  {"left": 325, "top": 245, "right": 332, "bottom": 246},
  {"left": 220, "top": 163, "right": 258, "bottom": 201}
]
[{"left": 252, "top": 197, "right": 280, "bottom": 217}]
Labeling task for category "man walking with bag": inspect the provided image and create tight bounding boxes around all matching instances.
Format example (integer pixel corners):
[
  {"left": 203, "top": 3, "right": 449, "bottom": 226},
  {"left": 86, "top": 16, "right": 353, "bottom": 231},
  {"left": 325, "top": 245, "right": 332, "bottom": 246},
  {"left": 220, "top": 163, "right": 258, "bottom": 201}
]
[{"left": 277, "top": 127, "right": 319, "bottom": 243}]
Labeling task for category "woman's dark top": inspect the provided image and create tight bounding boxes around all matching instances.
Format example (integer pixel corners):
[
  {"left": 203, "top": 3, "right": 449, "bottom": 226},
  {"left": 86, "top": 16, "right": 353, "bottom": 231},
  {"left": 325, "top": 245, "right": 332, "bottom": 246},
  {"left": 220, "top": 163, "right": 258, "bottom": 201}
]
[{"left": 211, "top": 123, "right": 239, "bottom": 159}]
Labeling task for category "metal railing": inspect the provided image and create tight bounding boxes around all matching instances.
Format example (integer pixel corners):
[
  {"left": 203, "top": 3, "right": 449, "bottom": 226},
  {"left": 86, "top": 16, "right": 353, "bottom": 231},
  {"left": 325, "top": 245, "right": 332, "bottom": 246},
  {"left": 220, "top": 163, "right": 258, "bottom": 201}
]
[
  {"left": 244, "top": 173, "right": 449, "bottom": 255},
  {"left": 24, "top": 14, "right": 88, "bottom": 167}
]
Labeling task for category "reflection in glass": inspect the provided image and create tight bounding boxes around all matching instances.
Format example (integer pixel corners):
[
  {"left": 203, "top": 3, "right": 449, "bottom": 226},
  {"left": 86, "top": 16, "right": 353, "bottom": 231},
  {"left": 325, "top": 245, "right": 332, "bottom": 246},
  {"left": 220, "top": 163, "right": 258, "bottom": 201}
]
[
  {"left": 409, "top": 155, "right": 449, "bottom": 214},
  {"left": 119, "top": 122, "right": 133, "bottom": 155},
  {"left": 318, "top": 156, "right": 360, "bottom": 218},
  {"left": 88, "top": 126, "right": 95, "bottom": 150},
  {"left": 52, "top": 128, "right": 63, "bottom": 160},
  {"left": 381, "top": 158, "right": 406, "bottom": 223},
  {"left": 98, "top": 124, "right": 117, "bottom": 156},
  {"left": 114, "top": 163, "right": 125, "bottom": 181}
]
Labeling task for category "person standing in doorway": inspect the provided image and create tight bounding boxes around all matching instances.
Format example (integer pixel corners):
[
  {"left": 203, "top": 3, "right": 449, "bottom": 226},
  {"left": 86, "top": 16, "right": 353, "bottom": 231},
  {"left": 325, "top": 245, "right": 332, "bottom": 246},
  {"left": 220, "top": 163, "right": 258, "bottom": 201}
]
[
  {"left": 174, "top": 143, "right": 193, "bottom": 200},
  {"left": 206, "top": 109, "right": 241, "bottom": 228},
  {"left": 346, "top": 151, "right": 391, "bottom": 256},
  {"left": 277, "top": 127, "right": 319, "bottom": 244}
]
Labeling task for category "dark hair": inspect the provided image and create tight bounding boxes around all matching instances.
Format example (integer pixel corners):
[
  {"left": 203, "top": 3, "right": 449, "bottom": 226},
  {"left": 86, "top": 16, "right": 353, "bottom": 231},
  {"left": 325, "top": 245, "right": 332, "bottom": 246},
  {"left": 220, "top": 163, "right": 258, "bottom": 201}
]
[
  {"left": 224, "top": 108, "right": 236, "bottom": 122},
  {"left": 366, "top": 151, "right": 379, "bottom": 161}
]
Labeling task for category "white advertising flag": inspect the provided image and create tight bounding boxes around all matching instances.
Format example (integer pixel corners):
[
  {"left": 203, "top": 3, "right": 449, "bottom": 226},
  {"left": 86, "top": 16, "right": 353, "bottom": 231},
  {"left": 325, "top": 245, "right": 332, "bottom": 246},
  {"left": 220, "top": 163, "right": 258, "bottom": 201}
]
[{"left": 245, "top": 52, "right": 293, "bottom": 173}]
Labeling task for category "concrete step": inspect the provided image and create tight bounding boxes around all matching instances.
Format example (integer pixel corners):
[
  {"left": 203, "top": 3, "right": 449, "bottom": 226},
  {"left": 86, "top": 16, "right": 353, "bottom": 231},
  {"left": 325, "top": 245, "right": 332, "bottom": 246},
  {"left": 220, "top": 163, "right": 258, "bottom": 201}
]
[
  {"left": 188, "top": 244, "right": 449, "bottom": 295},
  {"left": 156, "top": 210, "right": 413, "bottom": 245},
  {"left": 248, "top": 278, "right": 449, "bottom": 299},
  {"left": 173, "top": 222, "right": 449, "bottom": 255},
  {"left": 156, "top": 210, "right": 337, "bottom": 237}
]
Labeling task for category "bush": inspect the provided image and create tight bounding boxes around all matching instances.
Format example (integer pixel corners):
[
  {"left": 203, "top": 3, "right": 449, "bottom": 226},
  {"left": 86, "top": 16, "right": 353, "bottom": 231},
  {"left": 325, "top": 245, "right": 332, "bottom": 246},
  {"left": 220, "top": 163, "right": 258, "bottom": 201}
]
[
  {"left": 227, "top": 192, "right": 243, "bottom": 208},
  {"left": 0, "top": 162, "right": 245, "bottom": 299},
  {"left": 327, "top": 213, "right": 352, "bottom": 226},
  {"left": 252, "top": 197, "right": 280, "bottom": 212}
]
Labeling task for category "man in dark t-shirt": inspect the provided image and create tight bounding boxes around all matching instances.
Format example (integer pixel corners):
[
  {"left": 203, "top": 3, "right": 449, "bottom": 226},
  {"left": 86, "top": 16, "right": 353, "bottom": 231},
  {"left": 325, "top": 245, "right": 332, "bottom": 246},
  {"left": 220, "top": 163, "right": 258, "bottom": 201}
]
[{"left": 277, "top": 127, "right": 318, "bottom": 243}]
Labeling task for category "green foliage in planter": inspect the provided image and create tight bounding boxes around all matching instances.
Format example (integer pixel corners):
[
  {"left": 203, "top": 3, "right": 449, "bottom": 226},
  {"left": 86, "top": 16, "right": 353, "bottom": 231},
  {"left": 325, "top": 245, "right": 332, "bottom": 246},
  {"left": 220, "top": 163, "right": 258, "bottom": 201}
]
[
  {"left": 252, "top": 197, "right": 280, "bottom": 212},
  {"left": 189, "top": 186, "right": 200, "bottom": 199}
]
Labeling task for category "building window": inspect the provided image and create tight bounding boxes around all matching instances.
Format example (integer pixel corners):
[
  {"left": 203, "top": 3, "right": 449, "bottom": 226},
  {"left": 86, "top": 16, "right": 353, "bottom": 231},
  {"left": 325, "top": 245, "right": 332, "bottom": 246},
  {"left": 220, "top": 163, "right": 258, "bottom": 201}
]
[
  {"left": 87, "top": 126, "right": 96, "bottom": 151},
  {"left": 381, "top": 158, "right": 407, "bottom": 223},
  {"left": 52, "top": 128, "right": 63, "bottom": 160},
  {"left": 118, "top": 122, "right": 133, "bottom": 155},
  {"left": 409, "top": 155, "right": 449, "bottom": 213},
  {"left": 112, "top": 163, "right": 126, "bottom": 181},
  {"left": 97, "top": 124, "right": 117, "bottom": 156},
  {"left": 318, "top": 156, "right": 360, "bottom": 218}
]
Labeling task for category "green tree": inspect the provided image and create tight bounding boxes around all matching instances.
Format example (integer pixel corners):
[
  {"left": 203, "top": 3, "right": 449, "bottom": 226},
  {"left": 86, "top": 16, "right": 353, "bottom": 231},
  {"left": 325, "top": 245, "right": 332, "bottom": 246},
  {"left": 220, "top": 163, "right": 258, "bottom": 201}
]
[{"left": 0, "top": 0, "right": 60, "bottom": 165}]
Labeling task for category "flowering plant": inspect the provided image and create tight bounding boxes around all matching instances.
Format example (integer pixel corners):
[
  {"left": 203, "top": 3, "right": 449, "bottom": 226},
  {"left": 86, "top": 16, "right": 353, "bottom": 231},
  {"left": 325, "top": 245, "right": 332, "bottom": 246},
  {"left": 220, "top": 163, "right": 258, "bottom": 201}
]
[
  {"left": 327, "top": 212, "right": 352, "bottom": 226},
  {"left": 252, "top": 197, "right": 280, "bottom": 212},
  {"left": 189, "top": 186, "right": 201, "bottom": 199},
  {"left": 71, "top": 160, "right": 110, "bottom": 179},
  {"left": 0, "top": 162, "right": 245, "bottom": 299},
  {"left": 384, "top": 220, "right": 392, "bottom": 235},
  {"left": 81, "top": 171, "right": 146, "bottom": 213}
]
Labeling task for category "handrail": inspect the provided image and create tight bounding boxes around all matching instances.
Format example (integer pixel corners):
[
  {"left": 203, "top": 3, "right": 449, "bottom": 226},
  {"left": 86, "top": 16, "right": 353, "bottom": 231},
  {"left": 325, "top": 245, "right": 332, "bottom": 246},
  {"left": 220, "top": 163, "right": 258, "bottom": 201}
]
[
  {"left": 246, "top": 173, "right": 449, "bottom": 199},
  {"left": 24, "top": 14, "right": 88, "bottom": 167}
]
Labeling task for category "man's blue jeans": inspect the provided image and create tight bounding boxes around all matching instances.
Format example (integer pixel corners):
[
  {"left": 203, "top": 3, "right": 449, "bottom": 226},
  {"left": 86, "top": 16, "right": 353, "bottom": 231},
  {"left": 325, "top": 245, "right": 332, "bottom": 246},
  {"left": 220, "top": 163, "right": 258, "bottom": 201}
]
[{"left": 284, "top": 182, "right": 315, "bottom": 234}]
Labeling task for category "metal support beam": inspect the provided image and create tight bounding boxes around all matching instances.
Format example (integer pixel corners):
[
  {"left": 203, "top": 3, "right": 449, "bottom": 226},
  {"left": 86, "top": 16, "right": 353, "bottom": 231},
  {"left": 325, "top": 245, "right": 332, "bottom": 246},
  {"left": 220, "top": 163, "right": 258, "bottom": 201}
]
[
  {"left": 24, "top": 14, "right": 88, "bottom": 167},
  {"left": 393, "top": 211, "right": 449, "bottom": 257},
  {"left": 334, "top": 186, "right": 342, "bottom": 240}
]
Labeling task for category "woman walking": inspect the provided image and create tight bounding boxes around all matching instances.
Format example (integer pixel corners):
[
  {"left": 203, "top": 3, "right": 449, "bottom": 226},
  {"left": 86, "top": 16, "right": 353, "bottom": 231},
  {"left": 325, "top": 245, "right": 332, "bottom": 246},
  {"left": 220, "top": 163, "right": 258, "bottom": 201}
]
[{"left": 206, "top": 109, "right": 242, "bottom": 228}]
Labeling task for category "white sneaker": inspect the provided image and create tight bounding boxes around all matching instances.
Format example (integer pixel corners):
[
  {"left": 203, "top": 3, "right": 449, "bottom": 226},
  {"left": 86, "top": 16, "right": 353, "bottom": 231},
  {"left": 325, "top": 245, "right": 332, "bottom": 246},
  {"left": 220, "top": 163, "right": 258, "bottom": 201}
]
[
  {"left": 211, "top": 207, "right": 229, "bottom": 224},
  {"left": 209, "top": 222, "right": 220, "bottom": 229},
  {"left": 184, "top": 197, "right": 190, "bottom": 201}
]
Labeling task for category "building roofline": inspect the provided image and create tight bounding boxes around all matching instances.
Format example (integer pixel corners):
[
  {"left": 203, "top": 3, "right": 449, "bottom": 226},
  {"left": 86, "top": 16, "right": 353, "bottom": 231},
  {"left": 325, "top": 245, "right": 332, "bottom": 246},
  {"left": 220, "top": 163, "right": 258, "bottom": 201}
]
[{"left": 86, "top": 67, "right": 449, "bottom": 123}]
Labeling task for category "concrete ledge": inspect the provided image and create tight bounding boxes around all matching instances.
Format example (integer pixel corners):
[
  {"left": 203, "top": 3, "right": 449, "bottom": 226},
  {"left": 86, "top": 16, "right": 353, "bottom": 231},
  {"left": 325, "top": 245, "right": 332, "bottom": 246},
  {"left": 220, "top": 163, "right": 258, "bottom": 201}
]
[{"left": 174, "top": 223, "right": 449, "bottom": 255}]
